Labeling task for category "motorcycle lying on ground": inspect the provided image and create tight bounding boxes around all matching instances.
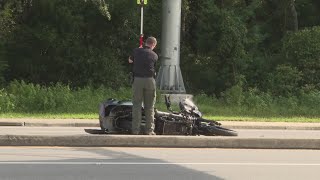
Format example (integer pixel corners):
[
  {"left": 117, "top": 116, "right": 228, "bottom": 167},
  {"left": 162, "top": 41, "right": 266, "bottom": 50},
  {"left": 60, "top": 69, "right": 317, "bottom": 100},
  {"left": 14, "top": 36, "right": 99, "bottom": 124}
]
[{"left": 99, "top": 96, "right": 238, "bottom": 136}]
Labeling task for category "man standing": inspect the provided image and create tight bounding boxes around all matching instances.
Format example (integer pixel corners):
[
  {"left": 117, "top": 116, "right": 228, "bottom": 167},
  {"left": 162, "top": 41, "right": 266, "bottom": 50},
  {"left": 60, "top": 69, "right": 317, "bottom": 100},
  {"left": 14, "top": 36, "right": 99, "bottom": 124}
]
[{"left": 129, "top": 37, "right": 158, "bottom": 135}]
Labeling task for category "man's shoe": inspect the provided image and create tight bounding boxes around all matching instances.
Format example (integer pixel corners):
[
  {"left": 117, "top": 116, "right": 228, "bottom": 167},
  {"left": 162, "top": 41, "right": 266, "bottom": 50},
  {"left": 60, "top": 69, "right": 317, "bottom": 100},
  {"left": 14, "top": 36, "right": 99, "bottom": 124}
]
[
  {"left": 146, "top": 131, "right": 156, "bottom": 135},
  {"left": 132, "top": 131, "right": 140, "bottom": 135}
]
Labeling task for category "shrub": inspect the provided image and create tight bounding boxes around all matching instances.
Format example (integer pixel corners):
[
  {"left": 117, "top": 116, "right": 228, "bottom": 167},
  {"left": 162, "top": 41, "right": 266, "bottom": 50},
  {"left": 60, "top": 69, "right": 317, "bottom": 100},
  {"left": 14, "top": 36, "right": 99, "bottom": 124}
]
[
  {"left": 0, "top": 89, "right": 15, "bottom": 112},
  {"left": 244, "top": 88, "right": 272, "bottom": 110},
  {"left": 299, "top": 90, "right": 320, "bottom": 107},
  {"left": 267, "top": 64, "right": 302, "bottom": 96},
  {"left": 282, "top": 26, "right": 320, "bottom": 89},
  {"left": 298, "top": 90, "right": 320, "bottom": 115},
  {"left": 223, "top": 84, "right": 244, "bottom": 106},
  {"left": 6, "top": 80, "right": 74, "bottom": 112},
  {"left": 273, "top": 96, "right": 299, "bottom": 115}
]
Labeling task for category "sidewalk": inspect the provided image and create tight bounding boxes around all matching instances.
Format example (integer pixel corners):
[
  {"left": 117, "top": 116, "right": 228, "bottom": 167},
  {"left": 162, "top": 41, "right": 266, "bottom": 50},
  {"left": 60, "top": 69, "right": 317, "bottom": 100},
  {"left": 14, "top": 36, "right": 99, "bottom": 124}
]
[{"left": 1, "top": 118, "right": 320, "bottom": 149}]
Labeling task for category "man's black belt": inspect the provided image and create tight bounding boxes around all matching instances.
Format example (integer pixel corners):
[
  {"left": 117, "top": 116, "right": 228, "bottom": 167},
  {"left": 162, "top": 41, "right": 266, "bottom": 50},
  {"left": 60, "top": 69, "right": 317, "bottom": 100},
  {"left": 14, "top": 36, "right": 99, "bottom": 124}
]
[{"left": 134, "top": 75, "right": 153, "bottom": 78}]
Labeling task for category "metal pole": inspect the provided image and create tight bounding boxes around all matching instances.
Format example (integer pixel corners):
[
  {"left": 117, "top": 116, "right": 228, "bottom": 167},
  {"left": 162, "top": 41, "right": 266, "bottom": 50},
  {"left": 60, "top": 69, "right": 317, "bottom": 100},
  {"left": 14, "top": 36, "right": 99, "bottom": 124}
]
[
  {"left": 139, "top": 1, "right": 144, "bottom": 48},
  {"left": 156, "top": 0, "right": 186, "bottom": 93}
]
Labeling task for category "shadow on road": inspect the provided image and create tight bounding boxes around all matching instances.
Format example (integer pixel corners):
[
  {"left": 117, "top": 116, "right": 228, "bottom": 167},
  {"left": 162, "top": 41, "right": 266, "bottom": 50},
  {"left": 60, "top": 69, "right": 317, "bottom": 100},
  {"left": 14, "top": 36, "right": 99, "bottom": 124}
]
[
  {"left": 84, "top": 128, "right": 132, "bottom": 135},
  {"left": 0, "top": 147, "right": 225, "bottom": 180},
  {"left": 84, "top": 128, "right": 106, "bottom": 134}
]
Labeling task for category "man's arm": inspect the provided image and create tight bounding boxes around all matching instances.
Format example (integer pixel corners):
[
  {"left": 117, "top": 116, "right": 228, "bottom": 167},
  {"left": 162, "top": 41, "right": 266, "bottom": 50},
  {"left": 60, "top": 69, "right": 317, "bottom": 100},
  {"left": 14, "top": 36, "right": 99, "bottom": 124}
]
[
  {"left": 128, "top": 56, "right": 133, "bottom": 63},
  {"left": 128, "top": 49, "right": 135, "bottom": 64}
]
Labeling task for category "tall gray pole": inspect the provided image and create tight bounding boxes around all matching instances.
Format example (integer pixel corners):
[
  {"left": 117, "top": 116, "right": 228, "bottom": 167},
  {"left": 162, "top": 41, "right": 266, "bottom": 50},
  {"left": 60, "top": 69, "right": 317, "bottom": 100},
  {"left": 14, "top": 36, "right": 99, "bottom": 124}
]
[{"left": 156, "top": 0, "right": 186, "bottom": 94}]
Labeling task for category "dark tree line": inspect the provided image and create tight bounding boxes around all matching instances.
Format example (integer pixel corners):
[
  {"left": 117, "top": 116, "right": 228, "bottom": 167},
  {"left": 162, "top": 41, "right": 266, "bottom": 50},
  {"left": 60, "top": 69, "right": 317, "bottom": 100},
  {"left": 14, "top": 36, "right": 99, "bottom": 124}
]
[{"left": 1, "top": 0, "right": 320, "bottom": 97}]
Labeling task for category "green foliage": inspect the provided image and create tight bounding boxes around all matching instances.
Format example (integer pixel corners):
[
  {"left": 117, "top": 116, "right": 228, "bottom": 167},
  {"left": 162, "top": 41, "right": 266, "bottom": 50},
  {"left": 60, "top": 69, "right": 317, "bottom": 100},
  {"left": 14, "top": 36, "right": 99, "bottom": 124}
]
[
  {"left": 0, "top": 88, "right": 15, "bottom": 112},
  {"left": 6, "top": 80, "right": 73, "bottom": 112},
  {"left": 89, "top": 0, "right": 111, "bottom": 19},
  {"left": 0, "top": 81, "right": 320, "bottom": 117},
  {"left": 194, "top": 89, "right": 320, "bottom": 117},
  {"left": 0, "top": 1, "right": 14, "bottom": 83},
  {"left": 1, "top": 0, "right": 320, "bottom": 112},
  {"left": 182, "top": 55, "right": 223, "bottom": 95},
  {"left": 195, "top": 2, "right": 247, "bottom": 63},
  {"left": 2, "top": 81, "right": 132, "bottom": 113},
  {"left": 0, "top": 58, "right": 6, "bottom": 84},
  {"left": 181, "top": 1, "right": 250, "bottom": 96},
  {"left": 282, "top": 26, "right": 320, "bottom": 89},
  {"left": 243, "top": 88, "right": 272, "bottom": 111},
  {"left": 298, "top": 90, "right": 320, "bottom": 115},
  {"left": 193, "top": 93, "right": 219, "bottom": 106},
  {"left": 296, "top": 0, "right": 320, "bottom": 28},
  {"left": 223, "top": 84, "right": 244, "bottom": 106},
  {"left": 2, "top": 0, "right": 130, "bottom": 88},
  {"left": 267, "top": 64, "right": 302, "bottom": 96}
]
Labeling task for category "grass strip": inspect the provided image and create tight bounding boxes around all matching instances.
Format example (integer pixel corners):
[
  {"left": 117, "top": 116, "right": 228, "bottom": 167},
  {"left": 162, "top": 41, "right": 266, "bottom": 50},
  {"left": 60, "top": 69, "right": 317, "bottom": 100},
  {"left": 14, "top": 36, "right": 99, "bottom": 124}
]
[{"left": 1, "top": 113, "right": 320, "bottom": 123}]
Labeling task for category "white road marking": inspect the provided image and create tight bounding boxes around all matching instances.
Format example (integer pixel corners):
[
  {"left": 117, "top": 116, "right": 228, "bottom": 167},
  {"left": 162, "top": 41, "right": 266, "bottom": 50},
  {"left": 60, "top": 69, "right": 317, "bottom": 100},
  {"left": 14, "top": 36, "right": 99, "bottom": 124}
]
[{"left": 0, "top": 162, "right": 319, "bottom": 166}]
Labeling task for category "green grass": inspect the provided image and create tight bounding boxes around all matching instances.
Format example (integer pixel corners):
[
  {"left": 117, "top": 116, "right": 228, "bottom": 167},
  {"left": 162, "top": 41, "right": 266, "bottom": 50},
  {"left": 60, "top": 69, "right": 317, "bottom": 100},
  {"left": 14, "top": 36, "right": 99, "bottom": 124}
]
[
  {"left": 0, "top": 113, "right": 98, "bottom": 119},
  {"left": 203, "top": 116, "right": 320, "bottom": 123},
  {"left": 1, "top": 113, "right": 320, "bottom": 123}
]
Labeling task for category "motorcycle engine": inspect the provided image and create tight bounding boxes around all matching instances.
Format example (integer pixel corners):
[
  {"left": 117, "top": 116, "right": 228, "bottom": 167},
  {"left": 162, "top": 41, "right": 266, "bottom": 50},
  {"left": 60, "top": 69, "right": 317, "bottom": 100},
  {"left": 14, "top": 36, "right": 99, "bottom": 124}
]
[{"left": 155, "top": 117, "right": 193, "bottom": 135}]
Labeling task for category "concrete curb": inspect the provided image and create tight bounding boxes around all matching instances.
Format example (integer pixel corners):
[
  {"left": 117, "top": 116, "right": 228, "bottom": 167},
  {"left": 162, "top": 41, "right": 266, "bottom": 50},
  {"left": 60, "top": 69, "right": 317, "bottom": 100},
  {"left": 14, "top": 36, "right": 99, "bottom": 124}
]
[
  {"left": 0, "top": 122, "right": 24, "bottom": 126},
  {"left": 0, "top": 135, "right": 319, "bottom": 149},
  {"left": 222, "top": 125, "right": 320, "bottom": 131},
  {"left": 0, "top": 121, "right": 98, "bottom": 127},
  {"left": 23, "top": 123, "right": 98, "bottom": 127}
]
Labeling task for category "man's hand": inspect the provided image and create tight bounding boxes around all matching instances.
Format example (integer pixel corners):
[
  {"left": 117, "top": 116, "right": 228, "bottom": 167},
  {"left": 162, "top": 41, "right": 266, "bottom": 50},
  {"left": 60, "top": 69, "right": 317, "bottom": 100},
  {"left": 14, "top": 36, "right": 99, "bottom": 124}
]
[{"left": 128, "top": 57, "right": 133, "bottom": 63}]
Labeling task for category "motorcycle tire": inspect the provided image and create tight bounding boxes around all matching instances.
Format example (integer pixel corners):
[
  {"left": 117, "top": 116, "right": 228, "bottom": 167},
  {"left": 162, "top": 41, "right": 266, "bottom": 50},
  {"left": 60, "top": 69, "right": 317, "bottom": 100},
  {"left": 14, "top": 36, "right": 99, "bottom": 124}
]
[{"left": 204, "top": 126, "right": 238, "bottom": 136}]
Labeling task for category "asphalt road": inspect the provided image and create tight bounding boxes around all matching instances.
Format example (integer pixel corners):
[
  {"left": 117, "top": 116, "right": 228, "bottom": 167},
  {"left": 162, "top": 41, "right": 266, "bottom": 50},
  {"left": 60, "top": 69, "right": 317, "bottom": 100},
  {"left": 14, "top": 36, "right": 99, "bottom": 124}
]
[{"left": 0, "top": 147, "right": 320, "bottom": 180}]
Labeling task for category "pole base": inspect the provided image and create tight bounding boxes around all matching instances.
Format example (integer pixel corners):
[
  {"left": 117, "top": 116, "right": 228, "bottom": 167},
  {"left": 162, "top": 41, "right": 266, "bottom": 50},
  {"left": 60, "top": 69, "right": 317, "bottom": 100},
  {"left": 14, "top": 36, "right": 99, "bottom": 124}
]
[{"left": 156, "top": 65, "right": 186, "bottom": 93}]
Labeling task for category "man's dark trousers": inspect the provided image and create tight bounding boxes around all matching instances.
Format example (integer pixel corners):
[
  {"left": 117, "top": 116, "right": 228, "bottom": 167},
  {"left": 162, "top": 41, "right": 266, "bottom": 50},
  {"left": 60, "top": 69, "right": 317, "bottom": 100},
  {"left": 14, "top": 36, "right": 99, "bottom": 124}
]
[{"left": 132, "top": 77, "right": 156, "bottom": 134}]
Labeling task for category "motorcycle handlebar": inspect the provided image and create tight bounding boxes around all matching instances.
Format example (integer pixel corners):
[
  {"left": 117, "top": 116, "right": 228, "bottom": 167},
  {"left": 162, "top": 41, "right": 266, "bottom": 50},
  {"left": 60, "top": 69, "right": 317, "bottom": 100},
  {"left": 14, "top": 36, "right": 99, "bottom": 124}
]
[
  {"left": 155, "top": 110, "right": 184, "bottom": 119},
  {"left": 155, "top": 109, "right": 221, "bottom": 125}
]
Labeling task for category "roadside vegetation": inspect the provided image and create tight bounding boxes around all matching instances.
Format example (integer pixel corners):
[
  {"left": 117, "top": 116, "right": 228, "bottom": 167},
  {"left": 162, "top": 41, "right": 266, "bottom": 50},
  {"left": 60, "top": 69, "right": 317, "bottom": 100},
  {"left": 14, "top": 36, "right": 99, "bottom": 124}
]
[
  {"left": 1, "top": 81, "right": 320, "bottom": 122},
  {"left": 1, "top": 1, "right": 320, "bottom": 122}
]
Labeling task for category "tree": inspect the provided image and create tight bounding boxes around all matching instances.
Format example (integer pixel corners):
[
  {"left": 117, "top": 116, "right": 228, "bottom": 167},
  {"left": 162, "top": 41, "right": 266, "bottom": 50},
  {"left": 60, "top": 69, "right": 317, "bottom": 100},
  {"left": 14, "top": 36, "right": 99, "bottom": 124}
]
[
  {"left": 282, "top": 26, "right": 320, "bottom": 90},
  {"left": 2, "top": 0, "right": 130, "bottom": 88},
  {"left": 180, "top": 0, "right": 249, "bottom": 95},
  {"left": 296, "top": 0, "right": 320, "bottom": 28},
  {"left": 0, "top": 0, "right": 33, "bottom": 84}
]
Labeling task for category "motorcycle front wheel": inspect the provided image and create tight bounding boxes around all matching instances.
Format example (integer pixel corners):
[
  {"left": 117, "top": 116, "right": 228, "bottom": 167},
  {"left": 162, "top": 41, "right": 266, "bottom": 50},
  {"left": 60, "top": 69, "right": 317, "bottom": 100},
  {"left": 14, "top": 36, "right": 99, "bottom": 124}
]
[{"left": 204, "top": 125, "right": 238, "bottom": 136}]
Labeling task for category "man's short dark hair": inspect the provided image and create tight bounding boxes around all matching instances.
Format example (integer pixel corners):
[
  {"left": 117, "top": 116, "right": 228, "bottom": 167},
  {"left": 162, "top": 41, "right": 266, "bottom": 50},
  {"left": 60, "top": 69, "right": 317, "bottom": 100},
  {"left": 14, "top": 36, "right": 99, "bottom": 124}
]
[{"left": 146, "top": 37, "right": 157, "bottom": 46}]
